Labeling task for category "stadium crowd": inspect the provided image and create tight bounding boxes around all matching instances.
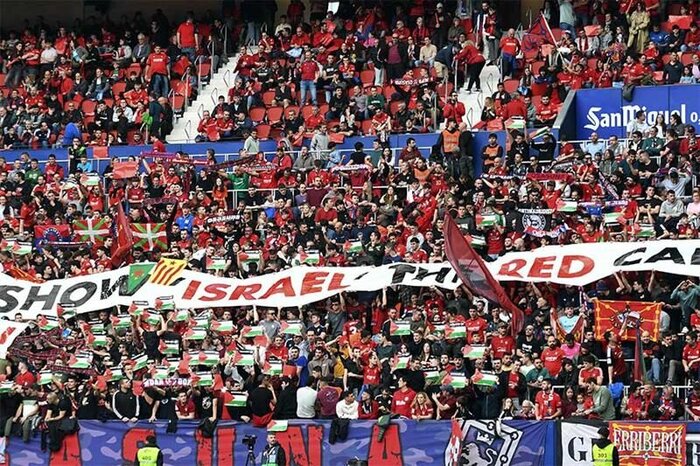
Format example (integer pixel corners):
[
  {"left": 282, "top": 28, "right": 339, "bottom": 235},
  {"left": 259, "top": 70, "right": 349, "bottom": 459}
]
[{"left": 0, "top": 0, "right": 698, "bottom": 456}]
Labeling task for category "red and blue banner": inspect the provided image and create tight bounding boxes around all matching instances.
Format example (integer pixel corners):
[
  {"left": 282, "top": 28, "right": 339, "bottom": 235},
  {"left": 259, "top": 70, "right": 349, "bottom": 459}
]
[{"left": 3, "top": 420, "right": 454, "bottom": 466}]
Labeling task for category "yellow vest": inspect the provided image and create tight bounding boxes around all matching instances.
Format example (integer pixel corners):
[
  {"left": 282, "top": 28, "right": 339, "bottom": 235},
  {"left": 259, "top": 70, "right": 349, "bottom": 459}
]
[
  {"left": 592, "top": 443, "right": 614, "bottom": 466},
  {"left": 442, "top": 129, "right": 460, "bottom": 154},
  {"left": 137, "top": 446, "right": 160, "bottom": 466}
]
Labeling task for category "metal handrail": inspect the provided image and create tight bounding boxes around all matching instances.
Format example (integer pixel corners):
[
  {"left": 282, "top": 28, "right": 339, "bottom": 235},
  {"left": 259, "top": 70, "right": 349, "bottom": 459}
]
[
  {"left": 222, "top": 68, "right": 231, "bottom": 89},
  {"left": 196, "top": 55, "right": 206, "bottom": 96},
  {"left": 210, "top": 87, "right": 219, "bottom": 105},
  {"left": 184, "top": 120, "right": 192, "bottom": 143},
  {"left": 197, "top": 103, "right": 204, "bottom": 120}
]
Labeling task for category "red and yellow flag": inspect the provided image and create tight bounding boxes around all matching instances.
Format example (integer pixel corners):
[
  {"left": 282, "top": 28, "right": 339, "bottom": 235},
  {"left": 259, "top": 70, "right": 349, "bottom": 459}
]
[
  {"left": 149, "top": 258, "right": 187, "bottom": 286},
  {"left": 593, "top": 299, "right": 661, "bottom": 341}
]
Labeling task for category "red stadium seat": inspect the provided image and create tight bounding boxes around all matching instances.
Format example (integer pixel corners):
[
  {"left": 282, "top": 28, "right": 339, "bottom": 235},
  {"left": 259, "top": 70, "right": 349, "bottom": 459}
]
[
  {"left": 301, "top": 105, "right": 314, "bottom": 119},
  {"left": 360, "top": 70, "right": 375, "bottom": 87},
  {"left": 267, "top": 106, "right": 283, "bottom": 124},
  {"left": 172, "top": 94, "right": 185, "bottom": 114},
  {"left": 361, "top": 119, "right": 373, "bottom": 135},
  {"left": 682, "top": 54, "right": 694, "bottom": 66},
  {"left": 249, "top": 107, "right": 267, "bottom": 123},
  {"left": 256, "top": 124, "right": 271, "bottom": 139},
  {"left": 112, "top": 82, "right": 126, "bottom": 98},
  {"left": 127, "top": 63, "right": 142, "bottom": 77},
  {"left": 653, "top": 71, "right": 664, "bottom": 84},
  {"left": 530, "top": 82, "right": 548, "bottom": 96},
  {"left": 503, "top": 79, "right": 519, "bottom": 94},
  {"left": 262, "top": 91, "right": 276, "bottom": 106},
  {"left": 0, "top": 74, "right": 6, "bottom": 87},
  {"left": 81, "top": 100, "right": 96, "bottom": 116}
]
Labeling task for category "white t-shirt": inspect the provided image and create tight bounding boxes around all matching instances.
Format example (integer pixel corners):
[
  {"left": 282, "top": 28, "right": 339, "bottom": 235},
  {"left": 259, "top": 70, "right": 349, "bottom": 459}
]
[{"left": 296, "top": 386, "right": 318, "bottom": 418}]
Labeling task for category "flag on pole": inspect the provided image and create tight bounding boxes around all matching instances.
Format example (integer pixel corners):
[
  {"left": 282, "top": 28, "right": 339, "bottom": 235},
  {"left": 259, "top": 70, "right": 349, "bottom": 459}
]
[
  {"left": 633, "top": 326, "right": 647, "bottom": 383},
  {"left": 130, "top": 223, "right": 168, "bottom": 251},
  {"left": 443, "top": 214, "right": 525, "bottom": 335},
  {"left": 112, "top": 203, "right": 134, "bottom": 265},
  {"left": 73, "top": 217, "right": 111, "bottom": 246},
  {"left": 149, "top": 258, "right": 187, "bottom": 286},
  {"left": 593, "top": 300, "right": 661, "bottom": 341}
]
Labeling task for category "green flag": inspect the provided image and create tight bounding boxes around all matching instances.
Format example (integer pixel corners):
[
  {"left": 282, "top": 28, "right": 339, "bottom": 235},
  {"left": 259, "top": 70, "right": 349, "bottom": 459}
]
[{"left": 127, "top": 263, "right": 155, "bottom": 294}]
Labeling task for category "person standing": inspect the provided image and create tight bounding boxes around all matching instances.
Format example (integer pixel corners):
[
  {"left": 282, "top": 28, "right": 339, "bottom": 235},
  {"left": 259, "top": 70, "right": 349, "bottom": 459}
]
[
  {"left": 592, "top": 426, "right": 619, "bottom": 466},
  {"left": 261, "top": 432, "right": 286, "bottom": 466},
  {"left": 135, "top": 434, "right": 163, "bottom": 466}
]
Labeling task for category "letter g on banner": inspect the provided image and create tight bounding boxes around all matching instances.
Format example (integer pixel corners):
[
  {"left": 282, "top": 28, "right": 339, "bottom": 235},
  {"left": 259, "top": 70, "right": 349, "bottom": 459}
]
[{"left": 558, "top": 420, "right": 603, "bottom": 466}]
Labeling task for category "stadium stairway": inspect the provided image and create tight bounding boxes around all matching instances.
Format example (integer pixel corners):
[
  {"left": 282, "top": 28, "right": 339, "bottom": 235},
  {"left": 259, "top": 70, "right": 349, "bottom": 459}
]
[
  {"left": 167, "top": 55, "right": 241, "bottom": 144},
  {"left": 458, "top": 63, "right": 501, "bottom": 129}
]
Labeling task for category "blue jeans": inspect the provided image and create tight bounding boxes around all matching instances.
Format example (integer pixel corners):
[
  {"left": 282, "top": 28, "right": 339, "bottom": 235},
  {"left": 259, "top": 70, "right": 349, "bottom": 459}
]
[
  {"left": 646, "top": 358, "right": 662, "bottom": 384},
  {"left": 181, "top": 47, "right": 196, "bottom": 62},
  {"left": 501, "top": 53, "right": 516, "bottom": 78},
  {"left": 300, "top": 80, "right": 317, "bottom": 105},
  {"left": 150, "top": 74, "right": 169, "bottom": 98}
]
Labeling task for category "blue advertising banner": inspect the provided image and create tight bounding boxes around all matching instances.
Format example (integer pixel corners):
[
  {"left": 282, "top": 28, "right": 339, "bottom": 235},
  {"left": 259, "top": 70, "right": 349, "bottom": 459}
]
[
  {"left": 574, "top": 84, "right": 700, "bottom": 139},
  {"left": 3, "top": 419, "right": 453, "bottom": 466}
]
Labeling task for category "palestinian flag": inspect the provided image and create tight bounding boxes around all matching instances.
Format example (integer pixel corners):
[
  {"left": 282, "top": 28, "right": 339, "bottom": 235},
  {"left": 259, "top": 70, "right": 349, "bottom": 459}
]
[
  {"left": 37, "top": 315, "right": 59, "bottom": 331},
  {"left": 471, "top": 370, "right": 499, "bottom": 387},
  {"left": 152, "top": 366, "right": 170, "bottom": 380},
  {"left": 392, "top": 355, "right": 410, "bottom": 370},
  {"left": 185, "top": 327, "right": 207, "bottom": 340},
  {"left": 389, "top": 321, "right": 411, "bottom": 336},
  {"left": 603, "top": 212, "right": 626, "bottom": 225},
  {"left": 149, "top": 259, "right": 187, "bottom": 286},
  {"left": 231, "top": 350, "right": 255, "bottom": 366},
  {"left": 475, "top": 214, "right": 501, "bottom": 228},
  {"left": 154, "top": 296, "right": 175, "bottom": 311},
  {"left": 68, "top": 352, "right": 92, "bottom": 369},
  {"left": 263, "top": 359, "right": 283, "bottom": 376},
  {"left": 141, "top": 311, "right": 162, "bottom": 327},
  {"left": 632, "top": 223, "right": 655, "bottom": 238},
  {"left": 267, "top": 420, "right": 288, "bottom": 432},
  {"left": 127, "top": 301, "right": 149, "bottom": 316},
  {"left": 192, "top": 351, "right": 219, "bottom": 366},
  {"left": 468, "top": 235, "right": 486, "bottom": 248},
  {"left": 529, "top": 126, "right": 550, "bottom": 140},
  {"left": 89, "top": 321, "right": 105, "bottom": 333},
  {"left": 106, "top": 368, "right": 124, "bottom": 382},
  {"left": 280, "top": 320, "right": 303, "bottom": 336},
  {"left": 0, "top": 382, "right": 13, "bottom": 394},
  {"left": 241, "top": 326, "right": 264, "bottom": 338},
  {"left": 556, "top": 199, "right": 578, "bottom": 212},
  {"left": 206, "top": 257, "right": 227, "bottom": 271},
  {"left": 130, "top": 223, "right": 168, "bottom": 251},
  {"left": 127, "top": 265, "right": 155, "bottom": 294},
  {"left": 226, "top": 391, "right": 249, "bottom": 407},
  {"left": 343, "top": 240, "right": 363, "bottom": 254},
  {"left": 297, "top": 251, "right": 321, "bottom": 265},
  {"left": 80, "top": 173, "right": 101, "bottom": 186},
  {"left": 111, "top": 314, "right": 132, "bottom": 329},
  {"left": 159, "top": 340, "right": 180, "bottom": 355},
  {"left": 423, "top": 369, "right": 441, "bottom": 384},
  {"left": 192, "top": 371, "right": 214, "bottom": 387},
  {"left": 238, "top": 250, "right": 261, "bottom": 265},
  {"left": 87, "top": 332, "right": 108, "bottom": 348},
  {"left": 174, "top": 309, "right": 190, "bottom": 322},
  {"left": 38, "top": 370, "right": 54, "bottom": 385},
  {"left": 73, "top": 217, "right": 110, "bottom": 246},
  {"left": 131, "top": 353, "right": 149, "bottom": 371},
  {"left": 462, "top": 344, "right": 487, "bottom": 359},
  {"left": 210, "top": 319, "right": 233, "bottom": 333},
  {"left": 444, "top": 323, "right": 467, "bottom": 340},
  {"left": 442, "top": 372, "right": 467, "bottom": 389},
  {"left": 56, "top": 303, "right": 76, "bottom": 321},
  {"left": 2, "top": 240, "right": 33, "bottom": 255}
]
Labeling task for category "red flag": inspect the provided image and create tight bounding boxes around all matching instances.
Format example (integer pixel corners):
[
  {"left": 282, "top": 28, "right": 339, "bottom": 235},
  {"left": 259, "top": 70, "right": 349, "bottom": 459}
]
[
  {"left": 112, "top": 203, "right": 134, "bottom": 266},
  {"left": 633, "top": 327, "right": 647, "bottom": 383},
  {"left": 112, "top": 160, "right": 139, "bottom": 179},
  {"left": 443, "top": 214, "right": 524, "bottom": 335},
  {"left": 212, "top": 373, "right": 224, "bottom": 391},
  {"left": 593, "top": 300, "right": 661, "bottom": 341},
  {"left": 522, "top": 14, "right": 556, "bottom": 52},
  {"left": 6, "top": 265, "right": 44, "bottom": 283}
]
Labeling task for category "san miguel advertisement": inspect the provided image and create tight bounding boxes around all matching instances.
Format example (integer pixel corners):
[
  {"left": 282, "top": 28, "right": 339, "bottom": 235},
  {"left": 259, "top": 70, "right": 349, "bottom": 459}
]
[
  {"left": 610, "top": 422, "right": 686, "bottom": 466},
  {"left": 3, "top": 420, "right": 454, "bottom": 466},
  {"left": 575, "top": 84, "right": 700, "bottom": 139}
]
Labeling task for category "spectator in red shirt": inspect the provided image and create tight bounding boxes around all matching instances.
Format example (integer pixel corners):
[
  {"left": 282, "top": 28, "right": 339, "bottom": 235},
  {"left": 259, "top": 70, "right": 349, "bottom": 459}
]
[
  {"left": 176, "top": 15, "right": 199, "bottom": 61},
  {"left": 535, "top": 95, "right": 557, "bottom": 127},
  {"left": 391, "top": 376, "right": 416, "bottom": 417},
  {"left": 535, "top": 378, "right": 561, "bottom": 419},
  {"left": 442, "top": 92, "right": 466, "bottom": 124},
  {"left": 176, "top": 391, "right": 196, "bottom": 419},
  {"left": 299, "top": 51, "right": 320, "bottom": 105},
  {"left": 14, "top": 361, "right": 36, "bottom": 387},
  {"left": 499, "top": 28, "right": 520, "bottom": 78},
  {"left": 144, "top": 45, "right": 170, "bottom": 98}
]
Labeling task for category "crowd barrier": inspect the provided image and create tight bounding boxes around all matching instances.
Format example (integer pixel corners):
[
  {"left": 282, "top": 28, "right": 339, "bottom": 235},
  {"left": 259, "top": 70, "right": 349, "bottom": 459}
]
[{"left": 9, "top": 418, "right": 700, "bottom": 466}]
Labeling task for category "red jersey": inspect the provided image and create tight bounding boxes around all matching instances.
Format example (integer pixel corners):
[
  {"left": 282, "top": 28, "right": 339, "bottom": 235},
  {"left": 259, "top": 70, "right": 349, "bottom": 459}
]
[
  {"left": 391, "top": 388, "right": 416, "bottom": 417},
  {"left": 535, "top": 390, "right": 561, "bottom": 419},
  {"left": 177, "top": 22, "right": 197, "bottom": 48},
  {"left": 541, "top": 347, "right": 566, "bottom": 377},
  {"left": 146, "top": 52, "right": 169, "bottom": 76},
  {"left": 490, "top": 335, "right": 515, "bottom": 359},
  {"left": 684, "top": 343, "right": 700, "bottom": 370},
  {"left": 300, "top": 60, "right": 319, "bottom": 81}
]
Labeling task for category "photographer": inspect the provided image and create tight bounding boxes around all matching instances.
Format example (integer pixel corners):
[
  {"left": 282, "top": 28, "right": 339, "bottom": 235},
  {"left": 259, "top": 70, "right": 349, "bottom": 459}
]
[{"left": 260, "top": 432, "right": 286, "bottom": 466}]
